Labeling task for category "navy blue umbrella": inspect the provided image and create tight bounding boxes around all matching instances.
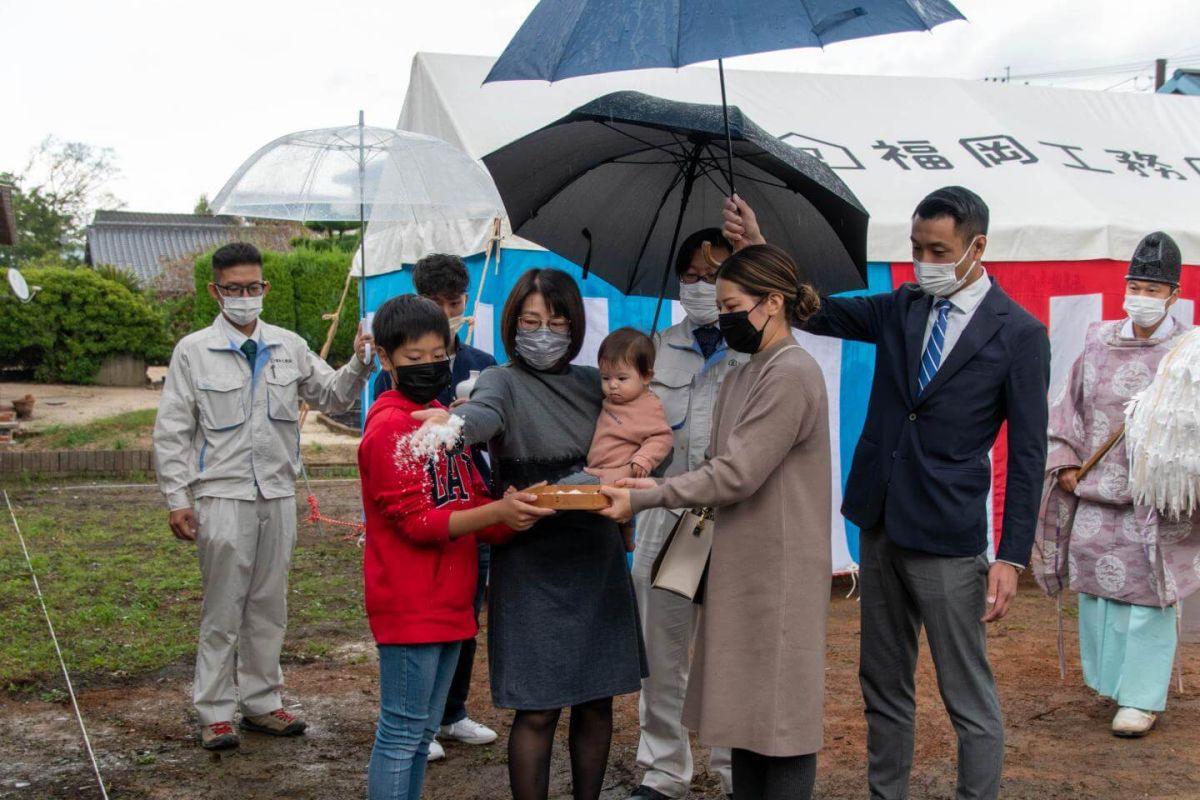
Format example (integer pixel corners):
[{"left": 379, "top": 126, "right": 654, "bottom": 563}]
[{"left": 486, "top": 0, "right": 965, "bottom": 192}]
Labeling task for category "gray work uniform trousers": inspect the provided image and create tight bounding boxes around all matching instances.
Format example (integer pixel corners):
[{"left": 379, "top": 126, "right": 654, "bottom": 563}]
[
  {"left": 858, "top": 527, "right": 1004, "bottom": 800},
  {"left": 193, "top": 494, "right": 297, "bottom": 725},
  {"left": 632, "top": 508, "right": 732, "bottom": 798}
]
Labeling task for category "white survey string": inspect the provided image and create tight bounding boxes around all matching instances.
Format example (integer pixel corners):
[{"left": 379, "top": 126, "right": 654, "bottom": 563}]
[{"left": 3, "top": 490, "right": 109, "bottom": 800}]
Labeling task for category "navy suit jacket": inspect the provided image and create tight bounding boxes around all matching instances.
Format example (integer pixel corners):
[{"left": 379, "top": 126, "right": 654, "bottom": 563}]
[{"left": 805, "top": 281, "right": 1049, "bottom": 565}]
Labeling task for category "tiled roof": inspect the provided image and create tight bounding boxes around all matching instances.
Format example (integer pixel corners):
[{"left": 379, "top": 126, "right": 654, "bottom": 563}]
[
  {"left": 85, "top": 211, "right": 245, "bottom": 283},
  {"left": 0, "top": 184, "right": 16, "bottom": 247},
  {"left": 91, "top": 210, "right": 242, "bottom": 226}
]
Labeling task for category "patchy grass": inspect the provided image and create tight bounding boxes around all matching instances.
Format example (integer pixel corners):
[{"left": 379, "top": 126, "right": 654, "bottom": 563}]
[
  {"left": 24, "top": 409, "right": 157, "bottom": 450},
  {"left": 0, "top": 490, "right": 368, "bottom": 693}
]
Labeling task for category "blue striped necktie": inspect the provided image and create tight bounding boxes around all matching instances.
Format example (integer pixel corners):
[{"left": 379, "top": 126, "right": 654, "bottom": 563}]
[{"left": 918, "top": 299, "right": 953, "bottom": 395}]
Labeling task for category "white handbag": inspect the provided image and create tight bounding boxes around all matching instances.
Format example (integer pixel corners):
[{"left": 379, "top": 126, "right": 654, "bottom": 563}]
[
  {"left": 650, "top": 507, "right": 714, "bottom": 602},
  {"left": 648, "top": 345, "right": 801, "bottom": 603}
]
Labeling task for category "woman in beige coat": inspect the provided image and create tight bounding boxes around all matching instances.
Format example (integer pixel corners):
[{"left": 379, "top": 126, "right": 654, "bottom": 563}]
[{"left": 601, "top": 244, "right": 832, "bottom": 800}]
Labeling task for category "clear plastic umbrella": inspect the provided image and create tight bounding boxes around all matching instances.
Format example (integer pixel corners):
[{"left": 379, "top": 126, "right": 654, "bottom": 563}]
[
  {"left": 212, "top": 112, "right": 505, "bottom": 357},
  {"left": 211, "top": 112, "right": 504, "bottom": 273}
]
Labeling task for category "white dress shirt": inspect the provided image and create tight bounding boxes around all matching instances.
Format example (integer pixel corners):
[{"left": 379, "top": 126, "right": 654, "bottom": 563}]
[
  {"left": 218, "top": 312, "right": 262, "bottom": 350},
  {"left": 918, "top": 269, "right": 1026, "bottom": 572},
  {"left": 921, "top": 269, "right": 993, "bottom": 358}
]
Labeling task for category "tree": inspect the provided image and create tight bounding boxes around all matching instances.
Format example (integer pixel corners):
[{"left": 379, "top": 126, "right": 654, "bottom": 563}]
[
  {"left": 194, "top": 193, "right": 213, "bottom": 215},
  {"left": 0, "top": 137, "right": 123, "bottom": 266},
  {"left": 0, "top": 176, "right": 73, "bottom": 266}
]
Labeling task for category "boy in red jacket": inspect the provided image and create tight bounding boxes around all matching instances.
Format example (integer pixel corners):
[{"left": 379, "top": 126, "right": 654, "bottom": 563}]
[{"left": 360, "top": 294, "right": 552, "bottom": 800}]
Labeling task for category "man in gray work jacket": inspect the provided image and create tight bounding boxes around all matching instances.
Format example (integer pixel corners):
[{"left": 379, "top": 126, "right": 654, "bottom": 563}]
[
  {"left": 628, "top": 229, "right": 743, "bottom": 800},
  {"left": 154, "top": 242, "right": 372, "bottom": 750}
]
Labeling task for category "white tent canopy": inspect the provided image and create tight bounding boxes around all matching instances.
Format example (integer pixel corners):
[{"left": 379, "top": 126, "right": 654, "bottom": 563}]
[{"left": 377, "top": 51, "right": 1200, "bottom": 276}]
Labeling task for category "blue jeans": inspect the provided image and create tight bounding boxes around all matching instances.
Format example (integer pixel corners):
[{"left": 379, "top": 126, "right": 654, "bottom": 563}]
[{"left": 368, "top": 642, "right": 462, "bottom": 800}]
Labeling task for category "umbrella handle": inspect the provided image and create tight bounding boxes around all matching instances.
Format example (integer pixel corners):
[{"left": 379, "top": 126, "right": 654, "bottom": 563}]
[{"left": 700, "top": 240, "right": 723, "bottom": 269}]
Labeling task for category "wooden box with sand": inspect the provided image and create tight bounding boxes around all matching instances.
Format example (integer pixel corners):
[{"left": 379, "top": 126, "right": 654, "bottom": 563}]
[{"left": 529, "top": 485, "right": 612, "bottom": 511}]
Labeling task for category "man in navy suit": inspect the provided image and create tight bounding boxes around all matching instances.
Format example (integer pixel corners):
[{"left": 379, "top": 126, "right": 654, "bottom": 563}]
[{"left": 724, "top": 187, "right": 1049, "bottom": 800}]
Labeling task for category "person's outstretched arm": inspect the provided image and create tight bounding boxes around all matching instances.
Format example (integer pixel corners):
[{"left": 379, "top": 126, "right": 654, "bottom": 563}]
[
  {"left": 629, "top": 358, "right": 819, "bottom": 513},
  {"left": 298, "top": 325, "right": 374, "bottom": 412},
  {"left": 723, "top": 194, "right": 890, "bottom": 343}
]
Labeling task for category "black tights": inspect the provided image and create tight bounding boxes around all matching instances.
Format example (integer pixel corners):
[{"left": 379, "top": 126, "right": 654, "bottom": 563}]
[
  {"left": 508, "top": 697, "right": 613, "bottom": 800},
  {"left": 731, "top": 748, "right": 816, "bottom": 800}
]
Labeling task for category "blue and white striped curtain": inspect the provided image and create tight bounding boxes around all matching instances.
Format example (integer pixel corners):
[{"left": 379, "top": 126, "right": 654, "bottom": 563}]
[{"left": 363, "top": 249, "right": 895, "bottom": 573}]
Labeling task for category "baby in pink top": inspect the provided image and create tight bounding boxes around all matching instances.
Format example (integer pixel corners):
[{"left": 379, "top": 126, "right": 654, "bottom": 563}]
[{"left": 583, "top": 328, "right": 673, "bottom": 549}]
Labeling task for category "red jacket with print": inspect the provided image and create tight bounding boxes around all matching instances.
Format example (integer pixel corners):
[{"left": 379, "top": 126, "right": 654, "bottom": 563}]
[{"left": 359, "top": 390, "right": 513, "bottom": 645}]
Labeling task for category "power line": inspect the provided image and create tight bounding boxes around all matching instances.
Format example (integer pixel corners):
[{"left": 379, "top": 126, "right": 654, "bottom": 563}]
[
  {"left": 979, "top": 51, "right": 1200, "bottom": 84},
  {"left": 984, "top": 59, "right": 1156, "bottom": 83}
]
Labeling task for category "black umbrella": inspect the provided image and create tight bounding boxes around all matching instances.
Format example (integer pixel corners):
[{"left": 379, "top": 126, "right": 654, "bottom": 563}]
[{"left": 482, "top": 91, "right": 868, "bottom": 328}]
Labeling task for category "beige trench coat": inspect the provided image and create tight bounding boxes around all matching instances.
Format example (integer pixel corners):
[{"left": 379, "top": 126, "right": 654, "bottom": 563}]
[{"left": 631, "top": 338, "right": 832, "bottom": 756}]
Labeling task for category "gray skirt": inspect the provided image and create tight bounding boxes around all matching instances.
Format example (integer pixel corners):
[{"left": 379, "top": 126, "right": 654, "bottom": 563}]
[{"left": 487, "top": 509, "right": 647, "bottom": 709}]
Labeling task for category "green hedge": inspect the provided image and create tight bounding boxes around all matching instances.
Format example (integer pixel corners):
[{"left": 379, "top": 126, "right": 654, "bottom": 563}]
[
  {"left": 0, "top": 267, "right": 172, "bottom": 383},
  {"left": 291, "top": 251, "right": 360, "bottom": 364},
  {"left": 193, "top": 246, "right": 358, "bottom": 365}
]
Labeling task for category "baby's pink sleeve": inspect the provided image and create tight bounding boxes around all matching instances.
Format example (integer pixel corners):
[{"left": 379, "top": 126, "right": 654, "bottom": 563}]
[{"left": 630, "top": 394, "right": 674, "bottom": 474}]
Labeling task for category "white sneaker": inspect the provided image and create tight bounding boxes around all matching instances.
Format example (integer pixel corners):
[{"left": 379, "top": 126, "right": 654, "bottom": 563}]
[
  {"left": 1112, "top": 707, "right": 1158, "bottom": 737},
  {"left": 439, "top": 716, "right": 498, "bottom": 745},
  {"left": 426, "top": 737, "right": 446, "bottom": 761}
]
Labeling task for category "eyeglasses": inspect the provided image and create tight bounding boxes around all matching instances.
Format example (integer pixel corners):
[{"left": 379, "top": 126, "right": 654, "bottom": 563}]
[
  {"left": 680, "top": 272, "right": 718, "bottom": 285},
  {"left": 215, "top": 282, "right": 268, "bottom": 298},
  {"left": 517, "top": 315, "right": 571, "bottom": 334}
]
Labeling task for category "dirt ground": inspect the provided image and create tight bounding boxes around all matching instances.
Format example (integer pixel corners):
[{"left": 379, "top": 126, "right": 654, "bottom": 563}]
[
  {"left": 2, "top": 483, "right": 1199, "bottom": 800},
  {"left": 2, "top": 379, "right": 360, "bottom": 461},
  {"left": 1, "top": 381, "right": 166, "bottom": 432}
]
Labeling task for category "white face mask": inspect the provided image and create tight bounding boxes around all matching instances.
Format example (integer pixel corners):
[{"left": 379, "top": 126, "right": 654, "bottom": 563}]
[
  {"left": 914, "top": 236, "right": 981, "bottom": 298},
  {"left": 222, "top": 295, "right": 263, "bottom": 326},
  {"left": 1124, "top": 294, "right": 1169, "bottom": 329},
  {"left": 679, "top": 280, "right": 719, "bottom": 326},
  {"left": 447, "top": 314, "right": 470, "bottom": 337}
]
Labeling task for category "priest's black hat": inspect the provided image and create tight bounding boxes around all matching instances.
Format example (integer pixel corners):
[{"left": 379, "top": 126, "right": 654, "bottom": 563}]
[{"left": 1126, "top": 231, "right": 1182, "bottom": 286}]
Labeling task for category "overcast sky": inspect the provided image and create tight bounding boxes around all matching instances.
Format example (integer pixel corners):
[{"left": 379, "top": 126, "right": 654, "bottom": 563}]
[{"left": 3, "top": 0, "right": 1198, "bottom": 213}]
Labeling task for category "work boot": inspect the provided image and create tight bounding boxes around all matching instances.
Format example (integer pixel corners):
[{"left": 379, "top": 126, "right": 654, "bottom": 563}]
[
  {"left": 240, "top": 708, "right": 307, "bottom": 736},
  {"left": 1112, "top": 707, "right": 1157, "bottom": 737},
  {"left": 201, "top": 721, "right": 239, "bottom": 750}
]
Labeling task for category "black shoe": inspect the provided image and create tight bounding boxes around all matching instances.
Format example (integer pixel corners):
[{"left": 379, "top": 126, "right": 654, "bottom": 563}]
[{"left": 627, "top": 787, "right": 671, "bottom": 800}]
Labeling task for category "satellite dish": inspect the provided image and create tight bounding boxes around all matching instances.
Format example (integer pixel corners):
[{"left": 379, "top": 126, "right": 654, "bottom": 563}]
[{"left": 6, "top": 268, "right": 37, "bottom": 303}]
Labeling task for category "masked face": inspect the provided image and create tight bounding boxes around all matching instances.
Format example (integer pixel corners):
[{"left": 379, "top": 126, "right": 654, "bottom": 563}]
[
  {"left": 679, "top": 279, "right": 719, "bottom": 326},
  {"left": 717, "top": 297, "right": 770, "bottom": 354},
  {"left": 515, "top": 329, "right": 572, "bottom": 371},
  {"left": 377, "top": 331, "right": 451, "bottom": 405},
  {"left": 221, "top": 295, "right": 263, "bottom": 326},
  {"left": 387, "top": 359, "right": 452, "bottom": 405},
  {"left": 1123, "top": 295, "right": 1169, "bottom": 329},
  {"left": 913, "top": 235, "right": 981, "bottom": 298},
  {"left": 1124, "top": 279, "right": 1177, "bottom": 330},
  {"left": 211, "top": 266, "right": 268, "bottom": 327}
]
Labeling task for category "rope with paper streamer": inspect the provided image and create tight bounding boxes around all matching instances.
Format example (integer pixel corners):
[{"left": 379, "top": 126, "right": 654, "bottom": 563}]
[{"left": 1126, "top": 328, "right": 1200, "bottom": 520}]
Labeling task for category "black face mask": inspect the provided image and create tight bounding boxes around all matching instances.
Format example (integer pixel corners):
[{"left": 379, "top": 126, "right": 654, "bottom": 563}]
[
  {"left": 718, "top": 299, "right": 769, "bottom": 354},
  {"left": 390, "top": 359, "right": 452, "bottom": 405}
]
